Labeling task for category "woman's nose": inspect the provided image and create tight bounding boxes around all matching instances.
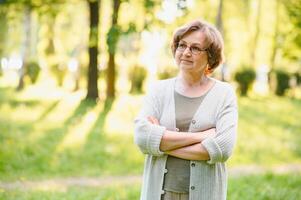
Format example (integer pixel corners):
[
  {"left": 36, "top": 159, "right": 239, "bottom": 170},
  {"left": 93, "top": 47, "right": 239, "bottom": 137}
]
[{"left": 183, "top": 47, "right": 192, "bottom": 56}]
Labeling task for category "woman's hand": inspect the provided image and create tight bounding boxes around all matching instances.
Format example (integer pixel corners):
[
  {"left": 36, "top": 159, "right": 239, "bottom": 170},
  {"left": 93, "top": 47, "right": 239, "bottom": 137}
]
[{"left": 147, "top": 116, "right": 160, "bottom": 125}]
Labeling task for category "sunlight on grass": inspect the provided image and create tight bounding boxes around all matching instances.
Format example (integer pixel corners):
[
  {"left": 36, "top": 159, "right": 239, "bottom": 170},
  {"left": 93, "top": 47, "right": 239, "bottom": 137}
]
[
  {"left": 1, "top": 82, "right": 301, "bottom": 180},
  {"left": 229, "top": 95, "right": 301, "bottom": 166},
  {"left": 55, "top": 102, "right": 104, "bottom": 153},
  {"left": 28, "top": 91, "right": 84, "bottom": 141},
  {"left": 104, "top": 94, "right": 143, "bottom": 135}
]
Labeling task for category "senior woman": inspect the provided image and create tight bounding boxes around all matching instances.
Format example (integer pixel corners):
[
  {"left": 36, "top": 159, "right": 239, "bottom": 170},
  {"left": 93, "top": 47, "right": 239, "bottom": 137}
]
[{"left": 134, "top": 19, "right": 238, "bottom": 200}]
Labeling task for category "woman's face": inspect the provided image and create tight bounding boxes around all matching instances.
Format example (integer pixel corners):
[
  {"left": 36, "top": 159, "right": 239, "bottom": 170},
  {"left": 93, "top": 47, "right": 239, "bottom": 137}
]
[{"left": 175, "top": 30, "right": 209, "bottom": 75}]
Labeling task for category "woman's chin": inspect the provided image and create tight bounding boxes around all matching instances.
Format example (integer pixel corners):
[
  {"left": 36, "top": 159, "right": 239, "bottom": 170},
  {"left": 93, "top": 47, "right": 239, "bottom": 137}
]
[{"left": 180, "top": 64, "right": 194, "bottom": 71}]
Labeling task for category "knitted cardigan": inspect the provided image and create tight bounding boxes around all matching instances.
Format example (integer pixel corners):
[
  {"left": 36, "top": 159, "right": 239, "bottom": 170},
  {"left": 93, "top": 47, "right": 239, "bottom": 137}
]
[{"left": 134, "top": 77, "right": 238, "bottom": 200}]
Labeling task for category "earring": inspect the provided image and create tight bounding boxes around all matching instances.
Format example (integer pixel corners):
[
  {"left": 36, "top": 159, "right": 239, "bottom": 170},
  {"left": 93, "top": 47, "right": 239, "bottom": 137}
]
[{"left": 204, "top": 66, "right": 212, "bottom": 75}]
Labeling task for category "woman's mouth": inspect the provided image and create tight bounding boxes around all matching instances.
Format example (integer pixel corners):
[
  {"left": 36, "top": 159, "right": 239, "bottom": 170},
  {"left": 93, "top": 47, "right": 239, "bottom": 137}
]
[{"left": 181, "top": 60, "right": 193, "bottom": 64}]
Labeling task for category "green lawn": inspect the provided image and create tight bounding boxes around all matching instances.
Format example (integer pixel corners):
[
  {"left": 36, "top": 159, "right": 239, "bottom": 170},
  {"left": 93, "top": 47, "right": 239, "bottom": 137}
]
[
  {"left": 0, "top": 85, "right": 301, "bottom": 182},
  {"left": 1, "top": 173, "right": 300, "bottom": 200}
]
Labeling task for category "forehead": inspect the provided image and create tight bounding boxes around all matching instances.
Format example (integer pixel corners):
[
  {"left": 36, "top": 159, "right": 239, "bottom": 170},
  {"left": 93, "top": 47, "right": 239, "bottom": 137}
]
[{"left": 180, "top": 30, "right": 207, "bottom": 45}]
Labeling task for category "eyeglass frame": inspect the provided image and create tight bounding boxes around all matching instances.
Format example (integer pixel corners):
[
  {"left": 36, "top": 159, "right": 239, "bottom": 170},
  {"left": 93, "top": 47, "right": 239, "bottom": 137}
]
[{"left": 176, "top": 42, "right": 208, "bottom": 55}]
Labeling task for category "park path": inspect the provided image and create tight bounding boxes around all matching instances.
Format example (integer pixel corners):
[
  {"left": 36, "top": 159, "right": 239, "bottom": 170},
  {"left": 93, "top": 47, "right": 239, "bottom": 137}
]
[{"left": 1, "top": 164, "right": 301, "bottom": 191}]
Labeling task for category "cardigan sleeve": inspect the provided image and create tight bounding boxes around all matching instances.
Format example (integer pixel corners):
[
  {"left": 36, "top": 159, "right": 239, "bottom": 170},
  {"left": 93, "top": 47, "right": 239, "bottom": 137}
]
[
  {"left": 202, "top": 86, "right": 238, "bottom": 164},
  {"left": 133, "top": 82, "right": 166, "bottom": 156}
]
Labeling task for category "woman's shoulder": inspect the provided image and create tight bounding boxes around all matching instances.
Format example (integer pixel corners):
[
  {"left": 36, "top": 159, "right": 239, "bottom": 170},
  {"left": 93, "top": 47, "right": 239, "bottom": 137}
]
[
  {"left": 211, "top": 78, "right": 235, "bottom": 92},
  {"left": 209, "top": 78, "right": 237, "bottom": 99},
  {"left": 148, "top": 77, "right": 176, "bottom": 92}
]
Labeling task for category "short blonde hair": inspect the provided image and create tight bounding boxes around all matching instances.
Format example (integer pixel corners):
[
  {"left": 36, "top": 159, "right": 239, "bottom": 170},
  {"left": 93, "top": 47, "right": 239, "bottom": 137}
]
[{"left": 171, "top": 20, "right": 224, "bottom": 71}]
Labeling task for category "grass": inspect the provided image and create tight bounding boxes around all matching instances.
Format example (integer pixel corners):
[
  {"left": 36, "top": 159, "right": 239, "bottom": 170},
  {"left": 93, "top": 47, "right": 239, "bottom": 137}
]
[
  {"left": 230, "top": 95, "right": 301, "bottom": 166},
  {"left": 0, "top": 84, "right": 301, "bottom": 182},
  {"left": 0, "top": 86, "right": 144, "bottom": 181},
  {"left": 0, "top": 184, "right": 141, "bottom": 200},
  {"left": 0, "top": 173, "right": 300, "bottom": 200}
]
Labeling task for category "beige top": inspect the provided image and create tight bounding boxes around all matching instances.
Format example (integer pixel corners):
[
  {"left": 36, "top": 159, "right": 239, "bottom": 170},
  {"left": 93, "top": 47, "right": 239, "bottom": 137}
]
[{"left": 163, "top": 90, "right": 207, "bottom": 193}]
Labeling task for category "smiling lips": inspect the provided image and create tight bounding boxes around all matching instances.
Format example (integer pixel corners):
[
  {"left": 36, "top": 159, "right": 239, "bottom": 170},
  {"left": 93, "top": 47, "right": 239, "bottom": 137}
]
[{"left": 181, "top": 59, "right": 193, "bottom": 64}]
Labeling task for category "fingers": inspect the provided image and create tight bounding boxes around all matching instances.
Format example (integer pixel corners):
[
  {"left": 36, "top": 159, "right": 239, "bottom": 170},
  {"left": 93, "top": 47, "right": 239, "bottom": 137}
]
[
  {"left": 147, "top": 116, "right": 159, "bottom": 125},
  {"left": 153, "top": 117, "right": 159, "bottom": 125}
]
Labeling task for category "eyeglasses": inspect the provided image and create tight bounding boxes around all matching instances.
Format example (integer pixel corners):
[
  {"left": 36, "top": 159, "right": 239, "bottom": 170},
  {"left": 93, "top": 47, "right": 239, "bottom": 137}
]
[{"left": 176, "top": 43, "right": 207, "bottom": 55}]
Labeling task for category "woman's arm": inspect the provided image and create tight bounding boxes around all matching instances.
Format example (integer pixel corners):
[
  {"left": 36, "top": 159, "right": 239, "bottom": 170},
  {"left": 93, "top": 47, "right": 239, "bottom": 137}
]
[
  {"left": 148, "top": 116, "right": 216, "bottom": 152},
  {"left": 165, "top": 143, "right": 210, "bottom": 161},
  {"left": 160, "top": 129, "right": 215, "bottom": 151},
  {"left": 201, "top": 88, "right": 238, "bottom": 164}
]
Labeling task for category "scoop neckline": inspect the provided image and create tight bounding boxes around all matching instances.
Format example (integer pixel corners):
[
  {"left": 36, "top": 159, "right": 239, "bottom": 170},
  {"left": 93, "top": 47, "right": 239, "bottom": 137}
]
[{"left": 173, "top": 77, "right": 217, "bottom": 99}]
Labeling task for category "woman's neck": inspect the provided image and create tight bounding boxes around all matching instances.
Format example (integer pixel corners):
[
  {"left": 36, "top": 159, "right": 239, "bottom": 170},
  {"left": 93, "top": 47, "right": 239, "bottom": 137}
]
[{"left": 178, "top": 71, "right": 208, "bottom": 88}]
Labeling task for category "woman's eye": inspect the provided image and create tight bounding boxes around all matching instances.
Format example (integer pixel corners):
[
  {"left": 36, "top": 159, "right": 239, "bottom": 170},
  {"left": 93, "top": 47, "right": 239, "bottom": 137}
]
[
  {"left": 178, "top": 43, "right": 186, "bottom": 48},
  {"left": 191, "top": 46, "right": 201, "bottom": 52}
]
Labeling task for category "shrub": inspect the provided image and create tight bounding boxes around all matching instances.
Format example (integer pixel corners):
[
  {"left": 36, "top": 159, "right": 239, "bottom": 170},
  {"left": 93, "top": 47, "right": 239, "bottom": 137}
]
[
  {"left": 294, "top": 72, "right": 301, "bottom": 86},
  {"left": 128, "top": 65, "right": 147, "bottom": 94},
  {"left": 157, "top": 66, "right": 178, "bottom": 80},
  {"left": 272, "top": 70, "right": 290, "bottom": 96},
  {"left": 51, "top": 63, "right": 67, "bottom": 86},
  {"left": 234, "top": 67, "right": 256, "bottom": 96},
  {"left": 25, "top": 61, "right": 40, "bottom": 84}
]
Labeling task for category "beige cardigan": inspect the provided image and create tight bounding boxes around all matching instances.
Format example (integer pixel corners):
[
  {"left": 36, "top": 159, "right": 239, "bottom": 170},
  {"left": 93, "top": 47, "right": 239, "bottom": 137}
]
[{"left": 134, "top": 77, "right": 238, "bottom": 200}]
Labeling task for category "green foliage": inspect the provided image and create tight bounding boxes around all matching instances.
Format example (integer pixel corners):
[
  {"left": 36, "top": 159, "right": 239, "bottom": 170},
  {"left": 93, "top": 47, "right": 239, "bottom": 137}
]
[
  {"left": 157, "top": 66, "right": 178, "bottom": 80},
  {"left": 106, "top": 25, "right": 121, "bottom": 54},
  {"left": 283, "top": 0, "right": 301, "bottom": 60},
  {"left": 123, "top": 22, "right": 137, "bottom": 35},
  {"left": 128, "top": 65, "right": 147, "bottom": 94},
  {"left": 25, "top": 61, "right": 40, "bottom": 84},
  {"left": 234, "top": 67, "right": 256, "bottom": 96},
  {"left": 0, "top": 9, "right": 7, "bottom": 57},
  {"left": 270, "top": 70, "right": 291, "bottom": 96},
  {"left": 294, "top": 71, "right": 301, "bottom": 85},
  {"left": 50, "top": 63, "right": 67, "bottom": 86}
]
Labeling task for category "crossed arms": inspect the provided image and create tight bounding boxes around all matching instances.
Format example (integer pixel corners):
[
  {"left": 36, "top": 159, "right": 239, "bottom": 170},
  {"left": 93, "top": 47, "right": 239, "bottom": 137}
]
[
  {"left": 147, "top": 116, "right": 215, "bottom": 161},
  {"left": 134, "top": 85, "right": 237, "bottom": 164}
]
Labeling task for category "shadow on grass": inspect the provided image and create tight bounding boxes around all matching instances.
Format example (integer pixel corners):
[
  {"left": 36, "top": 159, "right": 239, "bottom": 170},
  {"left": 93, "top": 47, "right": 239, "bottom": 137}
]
[
  {"left": 0, "top": 98, "right": 99, "bottom": 179},
  {"left": 63, "top": 99, "right": 97, "bottom": 126},
  {"left": 1, "top": 96, "right": 144, "bottom": 180},
  {"left": 36, "top": 100, "right": 60, "bottom": 122}
]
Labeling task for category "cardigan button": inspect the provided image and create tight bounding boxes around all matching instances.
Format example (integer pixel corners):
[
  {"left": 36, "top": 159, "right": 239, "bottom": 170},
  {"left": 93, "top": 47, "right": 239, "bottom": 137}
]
[
  {"left": 191, "top": 163, "right": 195, "bottom": 167},
  {"left": 164, "top": 169, "right": 168, "bottom": 173},
  {"left": 161, "top": 190, "right": 165, "bottom": 194},
  {"left": 191, "top": 120, "right": 196, "bottom": 124},
  {"left": 191, "top": 186, "right": 195, "bottom": 190}
]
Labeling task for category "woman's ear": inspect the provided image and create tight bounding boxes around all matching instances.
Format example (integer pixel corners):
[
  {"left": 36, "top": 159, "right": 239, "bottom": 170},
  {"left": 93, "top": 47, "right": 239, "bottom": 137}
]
[{"left": 204, "top": 64, "right": 213, "bottom": 75}]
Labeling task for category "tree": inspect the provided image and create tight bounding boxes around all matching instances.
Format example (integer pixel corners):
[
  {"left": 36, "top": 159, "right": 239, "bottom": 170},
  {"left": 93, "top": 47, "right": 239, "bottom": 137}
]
[
  {"left": 250, "top": 0, "right": 262, "bottom": 68},
  {"left": 106, "top": 0, "right": 121, "bottom": 99},
  {"left": 282, "top": 0, "right": 301, "bottom": 61},
  {"left": 0, "top": 0, "right": 65, "bottom": 90},
  {"left": 215, "top": 0, "right": 225, "bottom": 81},
  {"left": 86, "top": 0, "right": 100, "bottom": 100},
  {"left": 270, "top": 0, "right": 280, "bottom": 70}
]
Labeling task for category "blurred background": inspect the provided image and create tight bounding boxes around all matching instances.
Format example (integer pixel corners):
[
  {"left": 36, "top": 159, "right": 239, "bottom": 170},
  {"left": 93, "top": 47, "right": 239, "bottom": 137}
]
[{"left": 0, "top": 0, "right": 300, "bottom": 199}]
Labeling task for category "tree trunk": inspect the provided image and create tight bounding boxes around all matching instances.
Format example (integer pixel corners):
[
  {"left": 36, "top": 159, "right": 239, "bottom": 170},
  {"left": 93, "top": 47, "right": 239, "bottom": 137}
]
[
  {"left": 86, "top": 0, "right": 100, "bottom": 100},
  {"left": 270, "top": 0, "right": 279, "bottom": 70},
  {"left": 216, "top": 0, "right": 226, "bottom": 81},
  {"left": 17, "top": 5, "right": 31, "bottom": 91},
  {"left": 216, "top": 0, "right": 223, "bottom": 35},
  {"left": 106, "top": 0, "right": 121, "bottom": 99},
  {"left": 250, "top": 0, "right": 262, "bottom": 68}
]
